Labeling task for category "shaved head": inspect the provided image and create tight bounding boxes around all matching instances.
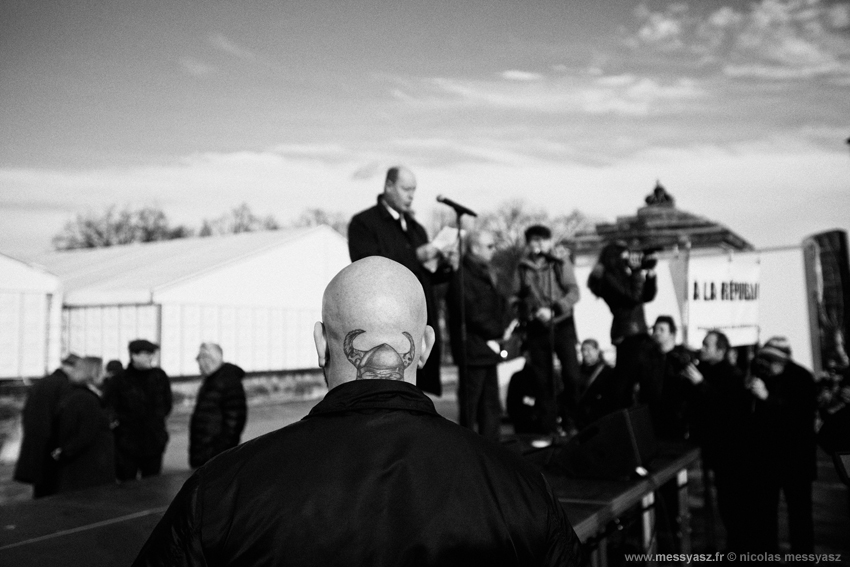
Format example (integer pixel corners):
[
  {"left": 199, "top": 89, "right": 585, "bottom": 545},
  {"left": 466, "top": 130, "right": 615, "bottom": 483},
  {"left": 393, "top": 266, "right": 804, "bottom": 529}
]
[{"left": 314, "top": 257, "right": 435, "bottom": 389}]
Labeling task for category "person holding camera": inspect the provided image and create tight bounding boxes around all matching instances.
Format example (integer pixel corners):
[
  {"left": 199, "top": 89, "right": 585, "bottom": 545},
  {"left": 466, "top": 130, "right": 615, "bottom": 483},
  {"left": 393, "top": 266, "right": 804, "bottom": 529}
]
[
  {"left": 587, "top": 240, "right": 658, "bottom": 408},
  {"left": 641, "top": 315, "right": 702, "bottom": 442}
]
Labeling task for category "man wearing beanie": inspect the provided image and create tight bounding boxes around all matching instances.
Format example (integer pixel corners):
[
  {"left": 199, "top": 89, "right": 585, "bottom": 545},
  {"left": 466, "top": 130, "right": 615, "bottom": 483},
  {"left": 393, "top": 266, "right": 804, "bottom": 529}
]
[{"left": 747, "top": 336, "right": 817, "bottom": 554}]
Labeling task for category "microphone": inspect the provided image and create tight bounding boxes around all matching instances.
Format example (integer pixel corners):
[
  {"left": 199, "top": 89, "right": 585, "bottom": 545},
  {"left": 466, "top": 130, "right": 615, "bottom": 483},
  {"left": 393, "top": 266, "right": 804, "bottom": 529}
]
[{"left": 436, "top": 195, "right": 477, "bottom": 217}]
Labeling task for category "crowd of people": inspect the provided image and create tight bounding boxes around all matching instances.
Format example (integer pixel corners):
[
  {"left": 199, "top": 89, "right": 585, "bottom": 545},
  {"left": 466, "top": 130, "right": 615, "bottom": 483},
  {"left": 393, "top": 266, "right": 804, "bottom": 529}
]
[
  {"left": 14, "top": 339, "right": 247, "bottom": 497},
  {"left": 11, "top": 164, "right": 846, "bottom": 563}
]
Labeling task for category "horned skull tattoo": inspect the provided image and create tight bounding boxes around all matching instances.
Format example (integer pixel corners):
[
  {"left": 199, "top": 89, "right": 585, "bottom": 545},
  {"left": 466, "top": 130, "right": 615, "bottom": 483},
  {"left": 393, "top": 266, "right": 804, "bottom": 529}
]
[{"left": 343, "top": 329, "right": 415, "bottom": 380}]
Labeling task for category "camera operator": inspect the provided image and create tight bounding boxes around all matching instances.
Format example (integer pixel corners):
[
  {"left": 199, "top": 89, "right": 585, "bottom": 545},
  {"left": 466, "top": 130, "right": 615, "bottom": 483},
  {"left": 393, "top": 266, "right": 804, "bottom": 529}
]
[
  {"left": 641, "top": 315, "right": 701, "bottom": 442},
  {"left": 587, "top": 240, "right": 658, "bottom": 408},
  {"left": 686, "top": 330, "right": 753, "bottom": 552},
  {"left": 639, "top": 315, "right": 702, "bottom": 553}
]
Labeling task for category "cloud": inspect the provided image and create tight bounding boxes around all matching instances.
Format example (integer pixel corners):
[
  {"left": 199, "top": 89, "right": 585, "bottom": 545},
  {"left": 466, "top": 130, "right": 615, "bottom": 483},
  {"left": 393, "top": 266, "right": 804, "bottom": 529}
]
[
  {"left": 209, "top": 33, "right": 256, "bottom": 60},
  {"left": 391, "top": 73, "right": 704, "bottom": 117},
  {"left": 179, "top": 56, "right": 215, "bottom": 77},
  {"left": 500, "top": 70, "right": 543, "bottom": 81},
  {"left": 626, "top": 0, "right": 850, "bottom": 81},
  {"left": 1, "top": 136, "right": 848, "bottom": 258}
]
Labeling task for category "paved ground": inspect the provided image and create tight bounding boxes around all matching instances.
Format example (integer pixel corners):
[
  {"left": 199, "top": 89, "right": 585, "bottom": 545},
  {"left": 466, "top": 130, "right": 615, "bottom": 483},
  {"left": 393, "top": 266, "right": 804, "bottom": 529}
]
[{"left": 2, "top": 378, "right": 849, "bottom": 562}]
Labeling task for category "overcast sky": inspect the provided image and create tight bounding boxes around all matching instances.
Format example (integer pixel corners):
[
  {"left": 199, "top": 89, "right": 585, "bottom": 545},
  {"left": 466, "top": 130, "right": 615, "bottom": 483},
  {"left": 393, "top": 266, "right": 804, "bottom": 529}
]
[{"left": 2, "top": 0, "right": 849, "bottom": 258}]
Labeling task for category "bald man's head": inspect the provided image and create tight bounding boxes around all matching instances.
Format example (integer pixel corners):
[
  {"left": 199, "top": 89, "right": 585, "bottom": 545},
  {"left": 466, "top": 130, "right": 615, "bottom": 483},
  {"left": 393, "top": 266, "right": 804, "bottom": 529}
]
[{"left": 314, "top": 257, "right": 435, "bottom": 389}]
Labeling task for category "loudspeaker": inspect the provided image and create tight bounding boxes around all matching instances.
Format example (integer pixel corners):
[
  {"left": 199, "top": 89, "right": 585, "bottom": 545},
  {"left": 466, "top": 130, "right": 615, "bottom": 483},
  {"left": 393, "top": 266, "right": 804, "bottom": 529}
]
[{"left": 547, "top": 405, "right": 658, "bottom": 480}]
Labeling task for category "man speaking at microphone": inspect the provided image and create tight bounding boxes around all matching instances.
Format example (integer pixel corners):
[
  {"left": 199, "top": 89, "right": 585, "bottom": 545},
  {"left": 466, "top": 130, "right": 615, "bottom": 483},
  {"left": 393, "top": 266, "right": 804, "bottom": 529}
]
[{"left": 348, "top": 165, "right": 455, "bottom": 395}]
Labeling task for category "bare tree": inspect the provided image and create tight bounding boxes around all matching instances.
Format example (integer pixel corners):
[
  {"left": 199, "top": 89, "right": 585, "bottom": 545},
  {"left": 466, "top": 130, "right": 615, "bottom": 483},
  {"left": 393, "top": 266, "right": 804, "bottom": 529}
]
[
  {"left": 52, "top": 206, "right": 192, "bottom": 250},
  {"left": 199, "top": 203, "right": 280, "bottom": 236},
  {"left": 292, "top": 208, "right": 349, "bottom": 236}
]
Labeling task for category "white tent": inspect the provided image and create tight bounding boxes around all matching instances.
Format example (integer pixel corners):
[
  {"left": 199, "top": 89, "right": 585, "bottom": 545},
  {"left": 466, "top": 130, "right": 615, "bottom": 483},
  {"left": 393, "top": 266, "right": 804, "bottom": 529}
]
[
  {"left": 29, "top": 226, "right": 350, "bottom": 376},
  {"left": 0, "top": 253, "right": 62, "bottom": 379}
]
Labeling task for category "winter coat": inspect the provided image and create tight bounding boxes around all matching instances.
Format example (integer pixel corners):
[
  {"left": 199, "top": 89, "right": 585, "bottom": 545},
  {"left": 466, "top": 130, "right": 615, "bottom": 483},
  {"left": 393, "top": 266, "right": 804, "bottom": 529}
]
[
  {"left": 516, "top": 252, "right": 580, "bottom": 327},
  {"left": 750, "top": 360, "right": 818, "bottom": 482},
  {"left": 575, "top": 361, "right": 619, "bottom": 429},
  {"left": 54, "top": 384, "right": 115, "bottom": 493},
  {"left": 14, "top": 368, "right": 71, "bottom": 493},
  {"left": 105, "top": 364, "right": 172, "bottom": 458},
  {"left": 189, "top": 362, "right": 247, "bottom": 469},
  {"left": 348, "top": 196, "right": 452, "bottom": 395},
  {"left": 691, "top": 359, "right": 750, "bottom": 471},
  {"left": 587, "top": 265, "right": 657, "bottom": 343},
  {"left": 446, "top": 256, "right": 511, "bottom": 367},
  {"left": 133, "top": 380, "right": 583, "bottom": 567}
]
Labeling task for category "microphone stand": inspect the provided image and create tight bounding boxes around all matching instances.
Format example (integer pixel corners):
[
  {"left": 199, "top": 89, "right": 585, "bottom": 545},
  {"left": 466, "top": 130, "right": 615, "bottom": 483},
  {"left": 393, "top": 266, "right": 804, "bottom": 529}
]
[{"left": 453, "top": 209, "right": 472, "bottom": 415}]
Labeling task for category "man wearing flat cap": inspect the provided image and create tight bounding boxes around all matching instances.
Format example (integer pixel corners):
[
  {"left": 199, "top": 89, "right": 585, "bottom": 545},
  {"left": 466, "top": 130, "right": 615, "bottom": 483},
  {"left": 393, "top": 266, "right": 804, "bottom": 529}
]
[
  {"left": 747, "top": 336, "right": 817, "bottom": 554},
  {"left": 105, "top": 339, "right": 172, "bottom": 481},
  {"left": 14, "top": 353, "right": 80, "bottom": 498},
  {"left": 516, "top": 224, "right": 581, "bottom": 435}
]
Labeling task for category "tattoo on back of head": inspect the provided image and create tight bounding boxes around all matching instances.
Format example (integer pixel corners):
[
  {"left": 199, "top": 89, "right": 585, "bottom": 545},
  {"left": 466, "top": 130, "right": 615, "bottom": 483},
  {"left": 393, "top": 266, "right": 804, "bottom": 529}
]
[{"left": 343, "top": 329, "right": 415, "bottom": 380}]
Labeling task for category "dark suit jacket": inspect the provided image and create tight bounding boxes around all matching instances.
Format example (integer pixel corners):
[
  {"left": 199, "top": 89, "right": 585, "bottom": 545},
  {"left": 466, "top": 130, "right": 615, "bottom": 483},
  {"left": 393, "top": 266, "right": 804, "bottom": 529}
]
[
  {"left": 348, "top": 197, "right": 450, "bottom": 395},
  {"left": 446, "top": 257, "right": 509, "bottom": 368}
]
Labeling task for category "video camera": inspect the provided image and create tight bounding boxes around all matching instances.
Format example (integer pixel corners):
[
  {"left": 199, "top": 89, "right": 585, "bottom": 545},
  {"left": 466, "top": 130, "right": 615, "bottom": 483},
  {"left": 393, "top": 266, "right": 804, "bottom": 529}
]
[
  {"left": 667, "top": 347, "right": 700, "bottom": 373},
  {"left": 640, "top": 247, "right": 661, "bottom": 270}
]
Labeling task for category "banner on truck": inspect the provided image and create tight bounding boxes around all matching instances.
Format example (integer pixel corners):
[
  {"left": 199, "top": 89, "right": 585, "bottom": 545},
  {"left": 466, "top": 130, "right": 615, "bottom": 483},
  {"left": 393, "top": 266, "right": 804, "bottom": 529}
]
[{"left": 687, "top": 255, "right": 760, "bottom": 347}]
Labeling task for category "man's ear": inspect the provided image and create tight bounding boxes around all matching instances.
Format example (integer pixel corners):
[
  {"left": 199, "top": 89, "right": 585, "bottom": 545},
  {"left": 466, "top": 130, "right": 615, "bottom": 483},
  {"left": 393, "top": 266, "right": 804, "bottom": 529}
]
[
  {"left": 313, "top": 322, "right": 328, "bottom": 368},
  {"left": 418, "top": 325, "right": 436, "bottom": 369}
]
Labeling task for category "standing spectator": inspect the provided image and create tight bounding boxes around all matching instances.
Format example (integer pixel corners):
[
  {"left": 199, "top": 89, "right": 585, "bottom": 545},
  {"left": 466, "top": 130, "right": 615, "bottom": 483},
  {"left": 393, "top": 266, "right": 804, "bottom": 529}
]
[
  {"left": 133, "top": 256, "right": 581, "bottom": 566},
  {"left": 682, "top": 330, "right": 752, "bottom": 552},
  {"left": 189, "top": 343, "right": 248, "bottom": 468},
  {"left": 51, "top": 356, "right": 115, "bottom": 494},
  {"left": 14, "top": 353, "right": 80, "bottom": 498},
  {"left": 101, "top": 359, "right": 123, "bottom": 392},
  {"left": 747, "top": 337, "right": 817, "bottom": 554},
  {"left": 574, "top": 339, "right": 619, "bottom": 429},
  {"left": 105, "top": 339, "right": 172, "bottom": 482},
  {"left": 348, "top": 165, "right": 454, "bottom": 396},
  {"left": 642, "top": 315, "right": 701, "bottom": 442},
  {"left": 516, "top": 224, "right": 581, "bottom": 435},
  {"left": 587, "top": 240, "right": 657, "bottom": 408},
  {"left": 446, "top": 230, "right": 511, "bottom": 443}
]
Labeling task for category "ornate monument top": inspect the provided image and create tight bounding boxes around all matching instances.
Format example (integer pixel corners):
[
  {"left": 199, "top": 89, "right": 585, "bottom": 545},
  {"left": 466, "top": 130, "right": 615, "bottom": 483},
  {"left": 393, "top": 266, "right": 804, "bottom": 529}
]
[{"left": 644, "top": 180, "right": 675, "bottom": 207}]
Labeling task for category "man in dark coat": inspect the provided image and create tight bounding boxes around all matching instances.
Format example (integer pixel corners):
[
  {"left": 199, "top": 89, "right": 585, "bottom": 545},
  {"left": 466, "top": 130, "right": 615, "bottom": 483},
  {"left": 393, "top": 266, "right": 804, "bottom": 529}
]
[
  {"left": 348, "top": 165, "right": 453, "bottom": 396},
  {"left": 133, "top": 257, "right": 582, "bottom": 567},
  {"left": 446, "top": 230, "right": 511, "bottom": 442},
  {"left": 682, "top": 330, "right": 751, "bottom": 552},
  {"left": 105, "top": 339, "right": 172, "bottom": 481},
  {"left": 14, "top": 353, "right": 80, "bottom": 498},
  {"left": 574, "top": 339, "right": 619, "bottom": 429},
  {"left": 640, "top": 315, "right": 705, "bottom": 442},
  {"left": 189, "top": 342, "right": 247, "bottom": 469},
  {"left": 51, "top": 356, "right": 116, "bottom": 494},
  {"left": 516, "top": 224, "right": 581, "bottom": 435},
  {"left": 747, "top": 336, "right": 817, "bottom": 554}
]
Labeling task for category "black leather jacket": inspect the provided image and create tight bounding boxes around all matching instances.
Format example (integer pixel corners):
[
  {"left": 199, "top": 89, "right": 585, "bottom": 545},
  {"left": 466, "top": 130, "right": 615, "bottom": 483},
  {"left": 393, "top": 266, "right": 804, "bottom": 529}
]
[{"left": 134, "top": 380, "right": 582, "bottom": 566}]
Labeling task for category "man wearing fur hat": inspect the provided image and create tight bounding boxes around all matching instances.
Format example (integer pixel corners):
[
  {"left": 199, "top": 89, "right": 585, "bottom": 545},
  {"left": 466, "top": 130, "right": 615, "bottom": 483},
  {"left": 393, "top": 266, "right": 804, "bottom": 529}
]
[{"left": 747, "top": 336, "right": 817, "bottom": 554}]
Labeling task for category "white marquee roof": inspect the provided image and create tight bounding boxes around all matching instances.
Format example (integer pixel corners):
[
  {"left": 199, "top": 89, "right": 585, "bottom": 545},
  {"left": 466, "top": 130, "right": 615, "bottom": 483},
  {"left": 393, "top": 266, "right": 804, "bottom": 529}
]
[{"left": 27, "top": 226, "right": 344, "bottom": 305}]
